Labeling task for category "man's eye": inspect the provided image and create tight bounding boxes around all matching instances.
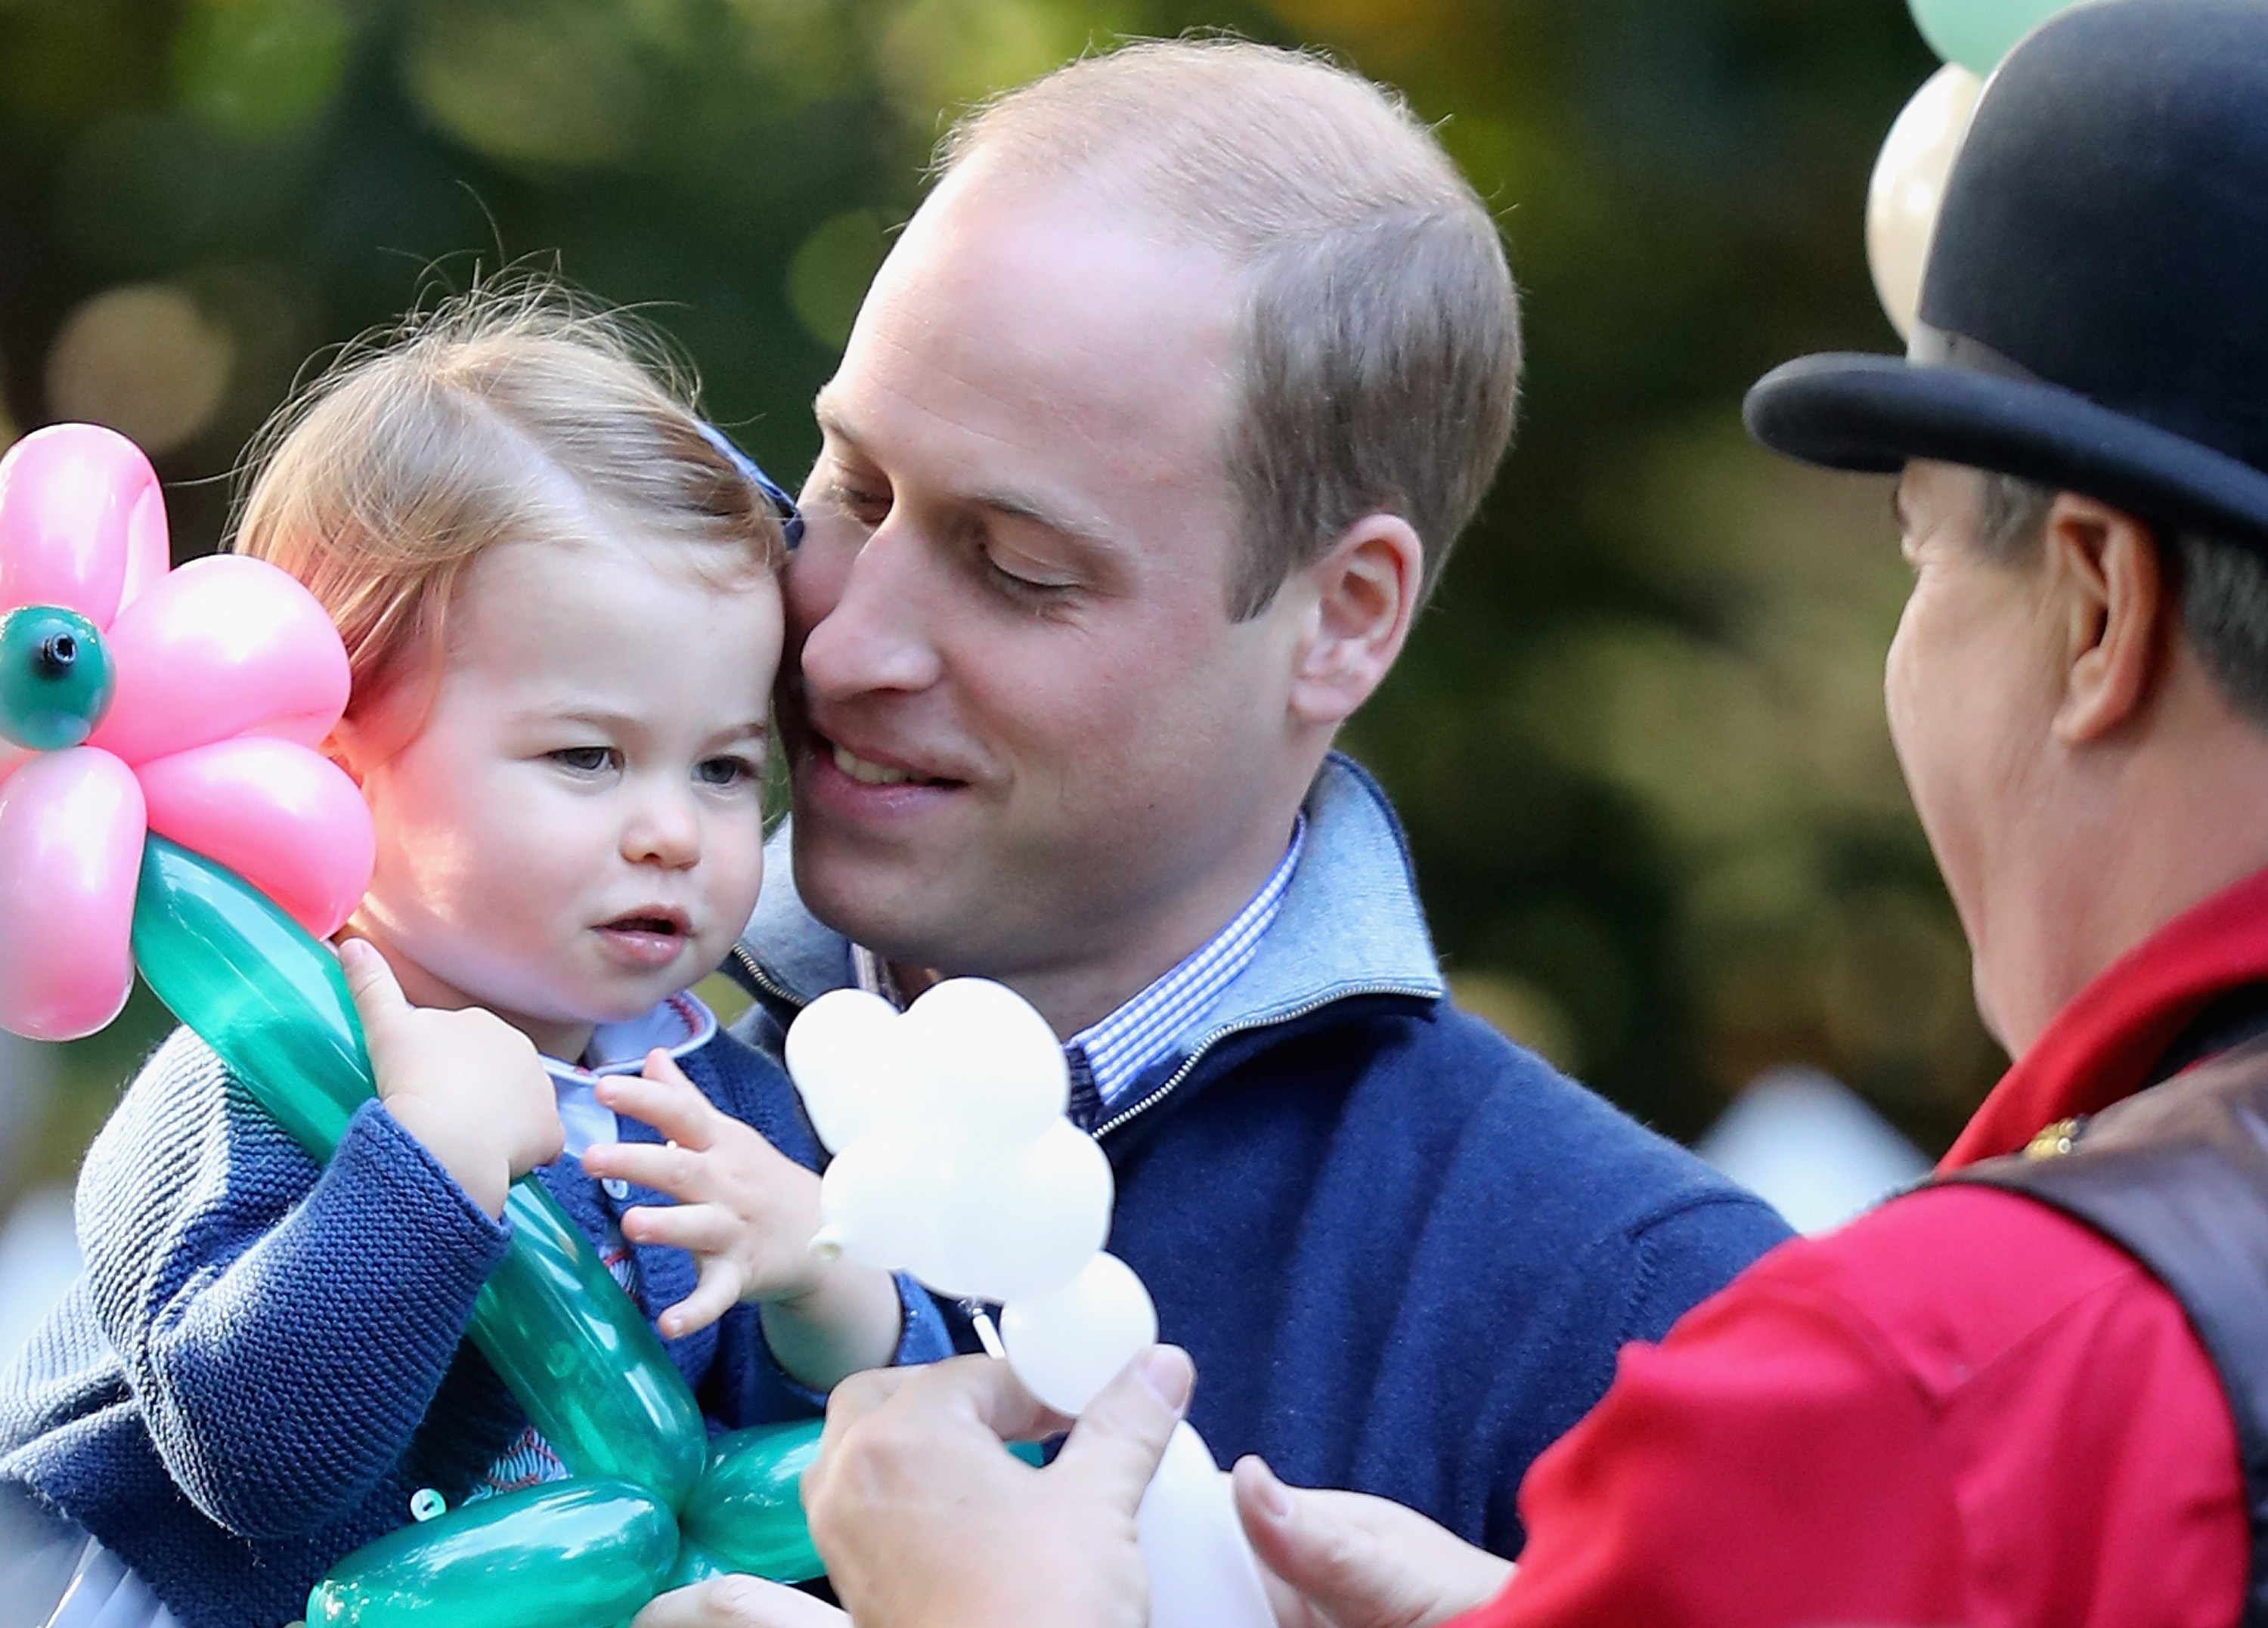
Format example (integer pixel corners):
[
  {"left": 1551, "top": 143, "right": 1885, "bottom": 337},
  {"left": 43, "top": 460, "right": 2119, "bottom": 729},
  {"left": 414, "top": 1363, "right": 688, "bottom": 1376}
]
[
  {"left": 696, "top": 755, "right": 758, "bottom": 788},
  {"left": 825, "top": 478, "right": 890, "bottom": 526},
  {"left": 550, "top": 747, "right": 617, "bottom": 774},
  {"left": 982, "top": 552, "right": 1077, "bottom": 602}
]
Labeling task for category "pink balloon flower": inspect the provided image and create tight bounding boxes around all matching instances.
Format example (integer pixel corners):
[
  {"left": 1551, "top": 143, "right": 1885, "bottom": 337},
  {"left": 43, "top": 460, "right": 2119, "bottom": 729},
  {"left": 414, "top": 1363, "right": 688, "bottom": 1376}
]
[{"left": 0, "top": 424, "right": 374, "bottom": 1041}]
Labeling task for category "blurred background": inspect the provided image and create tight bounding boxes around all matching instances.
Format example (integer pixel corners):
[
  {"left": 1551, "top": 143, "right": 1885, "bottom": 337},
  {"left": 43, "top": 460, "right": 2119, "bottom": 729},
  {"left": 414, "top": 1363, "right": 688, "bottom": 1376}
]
[{"left": 0, "top": 0, "right": 1972, "bottom": 1346}]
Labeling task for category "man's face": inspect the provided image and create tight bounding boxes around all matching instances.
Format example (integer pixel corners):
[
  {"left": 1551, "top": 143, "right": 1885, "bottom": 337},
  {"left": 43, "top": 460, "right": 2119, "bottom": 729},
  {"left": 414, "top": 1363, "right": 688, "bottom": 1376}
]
[
  {"left": 1884, "top": 460, "right": 2063, "bottom": 1046},
  {"left": 780, "top": 168, "right": 1312, "bottom": 992}
]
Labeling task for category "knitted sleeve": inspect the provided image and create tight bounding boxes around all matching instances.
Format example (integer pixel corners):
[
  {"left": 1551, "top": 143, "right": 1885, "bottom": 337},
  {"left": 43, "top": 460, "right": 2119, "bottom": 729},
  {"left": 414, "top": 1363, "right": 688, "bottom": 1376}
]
[{"left": 74, "top": 1029, "right": 511, "bottom": 1540}]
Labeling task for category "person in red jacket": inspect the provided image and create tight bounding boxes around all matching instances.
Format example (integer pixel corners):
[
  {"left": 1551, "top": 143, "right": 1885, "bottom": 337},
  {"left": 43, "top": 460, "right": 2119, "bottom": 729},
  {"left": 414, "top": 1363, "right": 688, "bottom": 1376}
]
[{"left": 641, "top": 2, "right": 2268, "bottom": 1626}]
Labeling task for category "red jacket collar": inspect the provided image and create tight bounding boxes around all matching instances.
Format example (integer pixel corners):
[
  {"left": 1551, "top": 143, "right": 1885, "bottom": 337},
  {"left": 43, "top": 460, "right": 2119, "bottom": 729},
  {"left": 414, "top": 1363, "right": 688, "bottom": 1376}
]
[{"left": 1943, "top": 866, "right": 2268, "bottom": 1169}]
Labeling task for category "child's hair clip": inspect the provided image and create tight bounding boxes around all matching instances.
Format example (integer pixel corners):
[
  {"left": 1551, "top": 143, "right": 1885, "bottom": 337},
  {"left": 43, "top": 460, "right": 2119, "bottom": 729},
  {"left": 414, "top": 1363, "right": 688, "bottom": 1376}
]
[{"left": 696, "top": 419, "right": 804, "bottom": 551}]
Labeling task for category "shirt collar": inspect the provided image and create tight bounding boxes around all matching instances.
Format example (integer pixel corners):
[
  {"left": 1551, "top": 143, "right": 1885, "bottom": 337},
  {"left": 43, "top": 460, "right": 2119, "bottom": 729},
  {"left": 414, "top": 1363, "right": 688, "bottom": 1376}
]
[
  {"left": 542, "top": 991, "right": 717, "bottom": 1160},
  {"left": 1942, "top": 865, "right": 2268, "bottom": 1168},
  {"left": 753, "top": 754, "right": 1442, "bottom": 1090}
]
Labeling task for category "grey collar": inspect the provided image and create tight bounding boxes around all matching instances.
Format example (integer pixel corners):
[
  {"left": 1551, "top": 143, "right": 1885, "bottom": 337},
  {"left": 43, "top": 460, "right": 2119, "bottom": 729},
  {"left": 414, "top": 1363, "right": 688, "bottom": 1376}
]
[{"left": 736, "top": 751, "right": 1443, "bottom": 1057}]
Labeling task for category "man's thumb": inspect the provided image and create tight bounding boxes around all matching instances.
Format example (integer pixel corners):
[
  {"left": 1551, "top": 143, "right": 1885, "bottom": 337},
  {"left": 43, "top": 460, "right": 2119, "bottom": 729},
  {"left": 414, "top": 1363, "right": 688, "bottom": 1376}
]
[
  {"left": 1051, "top": 1345, "right": 1192, "bottom": 1510},
  {"left": 339, "top": 937, "right": 410, "bottom": 1048}
]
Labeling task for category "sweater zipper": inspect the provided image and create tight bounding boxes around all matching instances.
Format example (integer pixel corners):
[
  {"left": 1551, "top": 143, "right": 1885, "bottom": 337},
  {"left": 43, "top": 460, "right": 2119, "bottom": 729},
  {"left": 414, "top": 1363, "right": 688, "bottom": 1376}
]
[
  {"left": 730, "top": 941, "right": 806, "bottom": 1011},
  {"left": 1090, "top": 980, "right": 1439, "bottom": 1141}
]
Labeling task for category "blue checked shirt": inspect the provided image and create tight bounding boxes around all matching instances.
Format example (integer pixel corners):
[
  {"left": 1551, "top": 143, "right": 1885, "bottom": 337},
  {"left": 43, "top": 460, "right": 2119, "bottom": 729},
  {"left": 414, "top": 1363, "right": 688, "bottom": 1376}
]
[{"left": 852, "top": 815, "right": 1307, "bottom": 1125}]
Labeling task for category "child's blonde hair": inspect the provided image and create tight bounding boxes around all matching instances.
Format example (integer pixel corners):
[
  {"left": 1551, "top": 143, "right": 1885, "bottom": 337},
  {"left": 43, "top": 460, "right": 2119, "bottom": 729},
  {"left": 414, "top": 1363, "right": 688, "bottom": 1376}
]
[{"left": 233, "top": 280, "right": 786, "bottom": 720}]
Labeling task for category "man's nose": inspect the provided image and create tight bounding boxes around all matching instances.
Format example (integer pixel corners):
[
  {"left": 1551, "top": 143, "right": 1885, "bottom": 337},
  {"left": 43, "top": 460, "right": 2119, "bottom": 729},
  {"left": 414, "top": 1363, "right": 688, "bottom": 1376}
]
[
  {"left": 795, "top": 523, "right": 946, "bottom": 701},
  {"left": 622, "top": 778, "right": 702, "bottom": 869}
]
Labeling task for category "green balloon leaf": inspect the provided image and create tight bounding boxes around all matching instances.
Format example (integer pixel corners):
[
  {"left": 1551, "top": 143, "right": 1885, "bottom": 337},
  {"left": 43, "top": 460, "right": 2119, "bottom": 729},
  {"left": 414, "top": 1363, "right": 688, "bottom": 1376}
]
[
  {"left": 305, "top": 1480, "right": 678, "bottom": 1628},
  {"left": 677, "top": 1423, "right": 826, "bottom": 1583},
  {"left": 0, "top": 605, "right": 114, "bottom": 751}
]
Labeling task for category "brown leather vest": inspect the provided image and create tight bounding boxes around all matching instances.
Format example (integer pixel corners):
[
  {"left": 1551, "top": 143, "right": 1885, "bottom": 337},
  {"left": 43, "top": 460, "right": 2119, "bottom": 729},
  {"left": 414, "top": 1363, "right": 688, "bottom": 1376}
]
[{"left": 1947, "top": 1035, "right": 2268, "bottom": 1626}]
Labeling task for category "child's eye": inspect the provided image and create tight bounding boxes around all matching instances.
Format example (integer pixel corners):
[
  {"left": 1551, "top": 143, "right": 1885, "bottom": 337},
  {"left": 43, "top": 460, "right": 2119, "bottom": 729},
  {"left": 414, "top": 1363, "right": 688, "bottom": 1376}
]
[
  {"left": 696, "top": 755, "right": 758, "bottom": 788},
  {"left": 550, "top": 747, "right": 618, "bottom": 775}
]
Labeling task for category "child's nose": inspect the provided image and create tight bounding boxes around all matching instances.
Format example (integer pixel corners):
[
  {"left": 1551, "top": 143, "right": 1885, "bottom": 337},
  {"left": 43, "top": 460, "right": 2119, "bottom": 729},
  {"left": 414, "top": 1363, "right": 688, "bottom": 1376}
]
[{"left": 622, "top": 786, "right": 702, "bottom": 868}]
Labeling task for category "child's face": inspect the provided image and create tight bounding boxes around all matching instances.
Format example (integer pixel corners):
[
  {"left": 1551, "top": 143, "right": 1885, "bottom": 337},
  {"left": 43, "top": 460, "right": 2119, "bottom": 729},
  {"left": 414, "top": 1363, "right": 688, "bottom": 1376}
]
[{"left": 338, "top": 537, "right": 782, "bottom": 1061}]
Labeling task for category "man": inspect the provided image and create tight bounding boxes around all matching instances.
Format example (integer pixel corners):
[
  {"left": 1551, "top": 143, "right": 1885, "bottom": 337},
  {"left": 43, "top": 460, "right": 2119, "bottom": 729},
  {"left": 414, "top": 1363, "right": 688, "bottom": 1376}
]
[
  {"left": 698, "top": 3, "right": 2268, "bottom": 1624},
  {"left": 728, "top": 30, "right": 1783, "bottom": 1565}
]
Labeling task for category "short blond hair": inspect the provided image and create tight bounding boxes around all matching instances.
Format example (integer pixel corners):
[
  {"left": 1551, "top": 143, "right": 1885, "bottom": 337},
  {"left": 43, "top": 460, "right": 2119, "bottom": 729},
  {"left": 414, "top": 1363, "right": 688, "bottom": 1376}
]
[
  {"left": 940, "top": 39, "right": 1521, "bottom": 617},
  {"left": 232, "top": 282, "right": 785, "bottom": 719}
]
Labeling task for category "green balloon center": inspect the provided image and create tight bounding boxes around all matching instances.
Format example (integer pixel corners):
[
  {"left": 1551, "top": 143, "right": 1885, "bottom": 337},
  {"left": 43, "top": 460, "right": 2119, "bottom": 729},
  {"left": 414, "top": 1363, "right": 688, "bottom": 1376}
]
[{"left": 0, "top": 605, "right": 115, "bottom": 751}]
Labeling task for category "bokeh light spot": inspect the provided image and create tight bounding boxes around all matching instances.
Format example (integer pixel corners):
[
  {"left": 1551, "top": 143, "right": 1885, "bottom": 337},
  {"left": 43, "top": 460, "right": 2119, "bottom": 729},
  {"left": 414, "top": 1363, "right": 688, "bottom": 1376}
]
[
  {"left": 170, "top": 0, "right": 353, "bottom": 138},
  {"left": 45, "top": 284, "right": 234, "bottom": 456},
  {"left": 786, "top": 211, "right": 889, "bottom": 351}
]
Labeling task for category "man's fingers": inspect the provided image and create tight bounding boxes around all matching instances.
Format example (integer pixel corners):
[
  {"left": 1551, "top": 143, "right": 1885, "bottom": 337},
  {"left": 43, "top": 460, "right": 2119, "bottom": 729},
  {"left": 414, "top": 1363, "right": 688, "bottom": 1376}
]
[
  {"left": 338, "top": 939, "right": 411, "bottom": 1054},
  {"left": 1232, "top": 1458, "right": 1514, "bottom": 1628},
  {"left": 628, "top": 1576, "right": 847, "bottom": 1628},
  {"left": 1050, "top": 1346, "right": 1191, "bottom": 1508}
]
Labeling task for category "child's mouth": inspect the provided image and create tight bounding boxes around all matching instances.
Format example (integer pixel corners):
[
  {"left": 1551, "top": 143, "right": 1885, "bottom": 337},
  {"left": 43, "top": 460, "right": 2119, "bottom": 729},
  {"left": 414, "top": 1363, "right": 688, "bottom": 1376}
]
[{"left": 596, "top": 909, "right": 691, "bottom": 967}]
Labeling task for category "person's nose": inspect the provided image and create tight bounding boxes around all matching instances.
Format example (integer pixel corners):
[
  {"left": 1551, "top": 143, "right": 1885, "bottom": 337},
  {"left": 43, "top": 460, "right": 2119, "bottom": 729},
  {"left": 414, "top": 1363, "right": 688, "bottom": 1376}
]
[
  {"left": 620, "top": 775, "right": 703, "bottom": 871},
  {"left": 793, "top": 520, "right": 946, "bottom": 704}
]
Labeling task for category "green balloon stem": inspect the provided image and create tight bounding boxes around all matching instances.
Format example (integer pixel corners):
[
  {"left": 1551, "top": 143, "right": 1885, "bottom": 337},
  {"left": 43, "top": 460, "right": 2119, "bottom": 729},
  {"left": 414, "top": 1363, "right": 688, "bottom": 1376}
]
[
  {"left": 0, "top": 605, "right": 114, "bottom": 751},
  {"left": 129, "top": 837, "right": 706, "bottom": 1505},
  {"left": 129, "top": 837, "right": 829, "bottom": 1606}
]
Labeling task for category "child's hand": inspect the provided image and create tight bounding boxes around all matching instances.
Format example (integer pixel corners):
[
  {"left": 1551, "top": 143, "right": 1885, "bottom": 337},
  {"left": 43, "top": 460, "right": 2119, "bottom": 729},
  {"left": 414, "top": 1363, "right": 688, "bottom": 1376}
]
[
  {"left": 342, "top": 937, "right": 565, "bottom": 1219},
  {"left": 585, "top": 1051, "right": 904, "bottom": 1385}
]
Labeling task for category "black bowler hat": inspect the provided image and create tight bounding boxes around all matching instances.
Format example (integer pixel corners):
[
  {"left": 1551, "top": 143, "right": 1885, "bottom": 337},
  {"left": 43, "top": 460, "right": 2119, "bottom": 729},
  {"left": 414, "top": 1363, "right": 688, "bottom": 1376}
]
[{"left": 1745, "top": 0, "right": 2268, "bottom": 547}]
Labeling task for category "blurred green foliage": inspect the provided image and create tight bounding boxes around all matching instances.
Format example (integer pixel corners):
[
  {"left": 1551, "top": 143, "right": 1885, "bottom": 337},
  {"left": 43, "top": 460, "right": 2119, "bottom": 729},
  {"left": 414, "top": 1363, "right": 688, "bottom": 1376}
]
[{"left": 0, "top": 0, "right": 1989, "bottom": 1215}]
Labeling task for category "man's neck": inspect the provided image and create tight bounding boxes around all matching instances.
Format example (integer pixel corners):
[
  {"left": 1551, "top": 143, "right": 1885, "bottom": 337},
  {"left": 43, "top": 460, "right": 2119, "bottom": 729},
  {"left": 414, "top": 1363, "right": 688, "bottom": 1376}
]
[{"left": 885, "top": 814, "right": 1306, "bottom": 1039}]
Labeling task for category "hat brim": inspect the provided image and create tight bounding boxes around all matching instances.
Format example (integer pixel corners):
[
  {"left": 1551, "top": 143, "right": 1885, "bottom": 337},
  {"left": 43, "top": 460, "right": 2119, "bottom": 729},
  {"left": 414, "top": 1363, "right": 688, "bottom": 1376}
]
[{"left": 1744, "top": 353, "right": 2268, "bottom": 549}]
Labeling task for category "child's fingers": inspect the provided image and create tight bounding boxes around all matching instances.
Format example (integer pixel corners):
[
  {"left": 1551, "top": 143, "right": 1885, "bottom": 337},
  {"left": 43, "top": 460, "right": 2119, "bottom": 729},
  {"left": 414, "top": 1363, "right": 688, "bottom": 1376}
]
[
  {"left": 582, "top": 1139, "right": 708, "bottom": 1201},
  {"left": 657, "top": 1258, "right": 748, "bottom": 1341},
  {"left": 595, "top": 1055, "right": 722, "bottom": 1151},
  {"left": 338, "top": 939, "right": 412, "bottom": 1053},
  {"left": 619, "top": 1199, "right": 748, "bottom": 1257}
]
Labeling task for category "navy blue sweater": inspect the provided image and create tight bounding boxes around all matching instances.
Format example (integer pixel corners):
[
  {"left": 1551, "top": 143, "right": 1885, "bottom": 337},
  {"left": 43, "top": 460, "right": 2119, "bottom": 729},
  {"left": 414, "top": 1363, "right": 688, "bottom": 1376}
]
[
  {"left": 733, "top": 754, "right": 1795, "bottom": 1556},
  {"left": 0, "top": 1020, "right": 941, "bottom": 1628}
]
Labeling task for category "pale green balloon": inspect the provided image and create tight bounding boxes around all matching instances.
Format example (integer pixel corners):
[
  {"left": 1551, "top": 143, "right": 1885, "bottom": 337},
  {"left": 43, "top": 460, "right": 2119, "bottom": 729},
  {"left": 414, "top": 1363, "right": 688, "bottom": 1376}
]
[{"left": 1909, "top": 0, "right": 2077, "bottom": 74}]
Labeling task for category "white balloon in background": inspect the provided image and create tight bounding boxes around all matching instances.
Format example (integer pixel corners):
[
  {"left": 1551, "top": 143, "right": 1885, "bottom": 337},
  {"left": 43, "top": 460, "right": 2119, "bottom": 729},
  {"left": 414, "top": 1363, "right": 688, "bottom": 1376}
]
[
  {"left": 999, "top": 1252, "right": 1157, "bottom": 1415},
  {"left": 935, "top": 1121, "right": 1114, "bottom": 1303},
  {"left": 785, "top": 987, "right": 919, "bottom": 1153},
  {"left": 1865, "top": 63, "right": 1984, "bottom": 340},
  {"left": 1139, "top": 1422, "right": 1276, "bottom": 1628},
  {"left": 904, "top": 978, "right": 1069, "bottom": 1144}
]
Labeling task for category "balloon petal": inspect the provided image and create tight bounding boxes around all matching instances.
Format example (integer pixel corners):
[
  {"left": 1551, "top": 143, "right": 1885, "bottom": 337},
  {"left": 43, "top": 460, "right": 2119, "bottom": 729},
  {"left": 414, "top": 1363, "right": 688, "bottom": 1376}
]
[
  {"left": 138, "top": 739, "right": 373, "bottom": 938},
  {"left": 117, "top": 474, "right": 172, "bottom": 613},
  {"left": 999, "top": 1252, "right": 1157, "bottom": 1416},
  {"left": 89, "top": 555, "right": 351, "bottom": 766},
  {"left": 0, "top": 748, "right": 145, "bottom": 1041},
  {"left": 0, "top": 425, "right": 163, "bottom": 627}
]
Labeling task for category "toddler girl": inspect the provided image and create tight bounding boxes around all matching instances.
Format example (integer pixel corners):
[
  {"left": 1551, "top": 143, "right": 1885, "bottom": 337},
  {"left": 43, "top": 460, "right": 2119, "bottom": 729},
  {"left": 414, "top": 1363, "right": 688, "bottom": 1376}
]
[{"left": 0, "top": 288, "right": 945, "bottom": 1628}]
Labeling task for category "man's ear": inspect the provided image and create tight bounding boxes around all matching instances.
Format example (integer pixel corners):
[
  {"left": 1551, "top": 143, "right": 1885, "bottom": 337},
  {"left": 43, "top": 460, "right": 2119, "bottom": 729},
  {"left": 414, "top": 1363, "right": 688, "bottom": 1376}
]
[
  {"left": 1286, "top": 514, "right": 1424, "bottom": 728},
  {"left": 2048, "top": 494, "right": 2173, "bottom": 744}
]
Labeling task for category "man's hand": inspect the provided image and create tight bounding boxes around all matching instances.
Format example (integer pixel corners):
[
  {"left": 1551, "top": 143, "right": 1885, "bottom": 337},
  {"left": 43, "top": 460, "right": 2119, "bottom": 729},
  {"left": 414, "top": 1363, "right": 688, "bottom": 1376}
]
[
  {"left": 631, "top": 1577, "right": 847, "bottom": 1628},
  {"left": 1232, "top": 1456, "right": 1514, "bottom": 1628},
  {"left": 343, "top": 937, "right": 563, "bottom": 1218},
  {"left": 581, "top": 1052, "right": 902, "bottom": 1382},
  {"left": 804, "top": 1348, "right": 1192, "bottom": 1628}
]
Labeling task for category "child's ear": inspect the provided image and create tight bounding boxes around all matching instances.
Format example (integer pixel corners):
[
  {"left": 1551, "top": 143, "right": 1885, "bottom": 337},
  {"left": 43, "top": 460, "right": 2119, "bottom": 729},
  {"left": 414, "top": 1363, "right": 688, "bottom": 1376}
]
[{"left": 326, "top": 713, "right": 376, "bottom": 788}]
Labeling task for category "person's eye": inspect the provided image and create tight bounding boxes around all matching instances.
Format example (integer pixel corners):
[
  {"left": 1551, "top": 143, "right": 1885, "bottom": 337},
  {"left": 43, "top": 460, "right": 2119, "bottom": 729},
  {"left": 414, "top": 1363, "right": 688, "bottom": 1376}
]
[
  {"left": 696, "top": 755, "right": 760, "bottom": 788},
  {"left": 823, "top": 476, "right": 891, "bottom": 528},
  {"left": 550, "top": 746, "right": 618, "bottom": 775},
  {"left": 980, "top": 548, "right": 1077, "bottom": 603}
]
